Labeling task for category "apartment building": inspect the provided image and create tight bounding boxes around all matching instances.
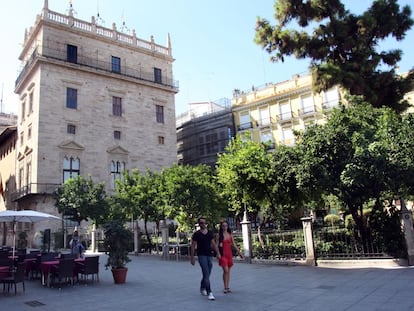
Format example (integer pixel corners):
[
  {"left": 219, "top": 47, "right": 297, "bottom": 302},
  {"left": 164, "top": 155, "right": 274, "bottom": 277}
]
[
  {"left": 176, "top": 100, "right": 234, "bottom": 168},
  {"left": 231, "top": 74, "right": 340, "bottom": 146},
  {"left": 8, "top": 1, "right": 178, "bottom": 241}
]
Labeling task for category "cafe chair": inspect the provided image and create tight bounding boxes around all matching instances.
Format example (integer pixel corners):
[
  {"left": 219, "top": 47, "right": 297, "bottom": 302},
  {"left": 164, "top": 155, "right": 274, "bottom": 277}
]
[
  {"left": 78, "top": 256, "right": 99, "bottom": 283},
  {"left": 0, "top": 262, "right": 25, "bottom": 295},
  {"left": 50, "top": 259, "right": 75, "bottom": 288}
]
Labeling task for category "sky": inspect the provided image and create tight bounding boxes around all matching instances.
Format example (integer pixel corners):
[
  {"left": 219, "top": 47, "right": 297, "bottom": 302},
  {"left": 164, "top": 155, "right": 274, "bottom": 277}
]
[{"left": 0, "top": 0, "right": 413, "bottom": 116}]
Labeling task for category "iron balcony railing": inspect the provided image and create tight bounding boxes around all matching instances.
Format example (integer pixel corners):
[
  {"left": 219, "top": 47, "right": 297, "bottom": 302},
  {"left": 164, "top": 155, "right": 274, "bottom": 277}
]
[
  {"left": 11, "top": 183, "right": 61, "bottom": 201},
  {"left": 15, "top": 46, "right": 179, "bottom": 91}
]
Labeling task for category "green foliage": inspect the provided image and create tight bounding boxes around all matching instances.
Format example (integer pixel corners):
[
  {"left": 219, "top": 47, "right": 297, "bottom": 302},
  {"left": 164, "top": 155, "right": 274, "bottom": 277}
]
[
  {"left": 54, "top": 175, "right": 108, "bottom": 225},
  {"left": 252, "top": 230, "right": 305, "bottom": 259},
  {"left": 103, "top": 220, "right": 133, "bottom": 269},
  {"left": 255, "top": 0, "right": 414, "bottom": 112},
  {"left": 296, "top": 102, "right": 414, "bottom": 250},
  {"left": 324, "top": 214, "right": 342, "bottom": 226},
  {"left": 162, "top": 164, "right": 225, "bottom": 231},
  {"left": 216, "top": 136, "right": 304, "bottom": 228}
]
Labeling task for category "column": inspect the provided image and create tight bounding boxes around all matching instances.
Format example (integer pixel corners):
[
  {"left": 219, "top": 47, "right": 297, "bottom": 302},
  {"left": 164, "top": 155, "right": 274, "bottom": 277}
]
[
  {"left": 301, "top": 216, "right": 317, "bottom": 266},
  {"left": 400, "top": 198, "right": 414, "bottom": 265},
  {"left": 160, "top": 220, "right": 169, "bottom": 260},
  {"left": 91, "top": 223, "right": 96, "bottom": 253},
  {"left": 134, "top": 220, "right": 140, "bottom": 255},
  {"left": 241, "top": 210, "right": 252, "bottom": 263}
]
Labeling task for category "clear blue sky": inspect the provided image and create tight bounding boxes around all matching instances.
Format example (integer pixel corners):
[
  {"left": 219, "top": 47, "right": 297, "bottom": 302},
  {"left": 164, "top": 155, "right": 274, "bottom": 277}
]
[{"left": 0, "top": 0, "right": 413, "bottom": 116}]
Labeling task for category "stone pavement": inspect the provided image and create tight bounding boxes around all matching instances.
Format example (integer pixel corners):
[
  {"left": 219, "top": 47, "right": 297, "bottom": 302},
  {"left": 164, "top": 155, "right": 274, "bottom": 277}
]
[{"left": 1, "top": 253, "right": 414, "bottom": 311}]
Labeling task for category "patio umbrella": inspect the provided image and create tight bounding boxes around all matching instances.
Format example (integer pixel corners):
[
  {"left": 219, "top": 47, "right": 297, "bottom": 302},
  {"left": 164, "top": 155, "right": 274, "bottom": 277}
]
[{"left": 0, "top": 210, "right": 61, "bottom": 256}]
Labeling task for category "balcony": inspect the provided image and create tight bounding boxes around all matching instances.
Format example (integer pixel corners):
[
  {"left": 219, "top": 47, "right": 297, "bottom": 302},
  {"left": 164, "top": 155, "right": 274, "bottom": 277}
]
[
  {"left": 276, "top": 112, "right": 294, "bottom": 124},
  {"left": 298, "top": 106, "right": 320, "bottom": 119},
  {"left": 237, "top": 121, "right": 254, "bottom": 131},
  {"left": 15, "top": 46, "right": 179, "bottom": 91},
  {"left": 11, "top": 183, "right": 61, "bottom": 201}
]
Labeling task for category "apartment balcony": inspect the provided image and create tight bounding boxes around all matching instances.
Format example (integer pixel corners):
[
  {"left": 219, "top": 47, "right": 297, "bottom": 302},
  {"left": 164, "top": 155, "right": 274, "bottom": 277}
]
[
  {"left": 298, "top": 106, "right": 321, "bottom": 120},
  {"left": 15, "top": 46, "right": 179, "bottom": 92},
  {"left": 237, "top": 121, "right": 255, "bottom": 131},
  {"left": 322, "top": 100, "right": 339, "bottom": 110},
  {"left": 276, "top": 112, "right": 294, "bottom": 124},
  {"left": 257, "top": 117, "right": 273, "bottom": 128},
  {"left": 11, "top": 183, "right": 61, "bottom": 202}
]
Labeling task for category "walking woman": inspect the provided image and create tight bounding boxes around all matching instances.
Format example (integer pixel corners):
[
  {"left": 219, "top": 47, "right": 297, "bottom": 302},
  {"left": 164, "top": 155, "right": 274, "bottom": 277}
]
[{"left": 217, "top": 220, "right": 243, "bottom": 293}]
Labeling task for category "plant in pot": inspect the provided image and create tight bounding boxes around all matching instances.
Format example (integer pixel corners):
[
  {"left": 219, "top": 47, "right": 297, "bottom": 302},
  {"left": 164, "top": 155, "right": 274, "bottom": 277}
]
[{"left": 103, "top": 220, "right": 133, "bottom": 284}]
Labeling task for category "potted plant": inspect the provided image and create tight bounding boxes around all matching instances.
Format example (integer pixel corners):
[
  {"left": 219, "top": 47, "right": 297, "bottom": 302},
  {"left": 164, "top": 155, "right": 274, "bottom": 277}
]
[{"left": 103, "top": 220, "right": 133, "bottom": 284}]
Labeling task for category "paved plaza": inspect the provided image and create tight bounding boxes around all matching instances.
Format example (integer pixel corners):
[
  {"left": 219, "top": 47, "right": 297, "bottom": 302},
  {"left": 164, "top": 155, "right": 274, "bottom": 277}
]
[{"left": 1, "top": 253, "right": 414, "bottom": 311}]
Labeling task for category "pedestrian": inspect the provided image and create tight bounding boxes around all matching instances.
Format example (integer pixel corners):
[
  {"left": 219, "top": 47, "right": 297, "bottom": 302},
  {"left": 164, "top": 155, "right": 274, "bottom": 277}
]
[
  {"left": 190, "top": 217, "right": 221, "bottom": 301},
  {"left": 69, "top": 230, "right": 85, "bottom": 258},
  {"left": 217, "top": 220, "right": 243, "bottom": 293}
]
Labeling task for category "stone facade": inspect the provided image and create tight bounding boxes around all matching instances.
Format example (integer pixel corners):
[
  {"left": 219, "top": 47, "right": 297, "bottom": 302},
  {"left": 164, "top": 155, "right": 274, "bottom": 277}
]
[{"left": 8, "top": 2, "right": 178, "bottom": 247}]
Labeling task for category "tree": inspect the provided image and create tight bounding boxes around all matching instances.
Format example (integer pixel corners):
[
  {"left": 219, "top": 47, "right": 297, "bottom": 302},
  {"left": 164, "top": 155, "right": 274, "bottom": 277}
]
[
  {"left": 296, "top": 102, "right": 414, "bottom": 251},
  {"left": 162, "top": 164, "right": 225, "bottom": 231},
  {"left": 112, "top": 169, "right": 165, "bottom": 248},
  {"left": 216, "top": 136, "right": 306, "bottom": 248},
  {"left": 255, "top": 0, "right": 414, "bottom": 112},
  {"left": 54, "top": 175, "right": 108, "bottom": 225},
  {"left": 216, "top": 136, "right": 272, "bottom": 220}
]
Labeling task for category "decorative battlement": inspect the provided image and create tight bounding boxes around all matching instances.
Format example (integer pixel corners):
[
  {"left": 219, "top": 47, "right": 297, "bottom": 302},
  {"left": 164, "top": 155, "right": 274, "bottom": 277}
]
[{"left": 24, "top": 0, "right": 171, "bottom": 57}]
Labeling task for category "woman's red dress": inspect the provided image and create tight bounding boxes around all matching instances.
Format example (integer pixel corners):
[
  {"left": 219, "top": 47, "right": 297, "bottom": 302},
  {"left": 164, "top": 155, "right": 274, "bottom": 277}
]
[{"left": 219, "top": 238, "right": 233, "bottom": 268}]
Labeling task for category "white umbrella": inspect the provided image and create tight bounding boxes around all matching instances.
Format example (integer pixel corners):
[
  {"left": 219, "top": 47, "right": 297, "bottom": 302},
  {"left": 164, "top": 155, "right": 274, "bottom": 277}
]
[{"left": 0, "top": 210, "right": 61, "bottom": 256}]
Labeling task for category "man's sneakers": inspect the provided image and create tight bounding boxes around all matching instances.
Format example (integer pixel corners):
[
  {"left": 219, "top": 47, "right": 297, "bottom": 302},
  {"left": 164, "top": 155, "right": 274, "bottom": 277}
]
[{"left": 200, "top": 289, "right": 215, "bottom": 300}]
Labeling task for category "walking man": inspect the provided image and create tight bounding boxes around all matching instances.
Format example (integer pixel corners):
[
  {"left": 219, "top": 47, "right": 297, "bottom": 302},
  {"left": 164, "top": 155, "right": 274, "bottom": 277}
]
[{"left": 190, "top": 217, "right": 221, "bottom": 300}]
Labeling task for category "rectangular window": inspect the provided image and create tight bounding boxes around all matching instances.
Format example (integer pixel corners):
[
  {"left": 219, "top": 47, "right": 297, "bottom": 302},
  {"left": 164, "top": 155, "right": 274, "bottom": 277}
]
[
  {"left": 19, "top": 167, "right": 24, "bottom": 189},
  {"left": 28, "top": 125, "right": 32, "bottom": 140},
  {"left": 112, "top": 97, "right": 122, "bottom": 116},
  {"left": 21, "top": 101, "right": 25, "bottom": 121},
  {"left": 260, "top": 130, "right": 272, "bottom": 144},
  {"left": 63, "top": 157, "right": 80, "bottom": 182},
  {"left": 154, "top": 67, "right": 162, "bottom": 83},
  {"left": 282, "top": 128, "right": 295, "bottom": 146},
  {"left": 301, "top": 94, "right": 315, "bottom": 114},
  {"left": 279, "top": 101, "right": 292, "bottom": 120},
  {"left": 323, "top": 87, "right": 339, "bottom": 109},
  {"left": 67, "top": 44, "right": 78, "bottom": 63},
  {"left": 156, "top": 105, "right": 164, "bottom": 123},
  {"left": 110, "top": 160, "right": 125, "bottom": 188},
  {"left": 66, "top": 88, "right": 78, "bottom": 109},
  {"left": 158, "top": 136, "right": 165, "bottom": 145},
  {"left": 112, "top": 56, "right": 121, "bottom": 73},
  {"left": 259, "top": 106, "right": 270, "bottom": 126},
  {"left": 114, "top": 130, "right": 121, "bottom": 140},
  {"left": 67, "top": 124, "right": 76, "bottom": 134},
  {"left": 239, "top": 111, "right": 251, "bottom": 130},
  {"left": 26, "top": 162, "right": 31, "bottom": 187},
  {"left": 28, "top": 92, "right": 33, "bottom": 114},
  {"left": 20, "top": 131, "right": 24, "bottom": 146}
]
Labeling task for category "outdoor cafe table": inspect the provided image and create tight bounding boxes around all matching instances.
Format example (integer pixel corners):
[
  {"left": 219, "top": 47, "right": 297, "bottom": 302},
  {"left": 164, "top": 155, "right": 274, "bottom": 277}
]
[
  {"left": 40, "top": 258, "right": 84, "bottom": 287},
  {"left": 24, "top": 257, "right": 38, "bottom": 277}
]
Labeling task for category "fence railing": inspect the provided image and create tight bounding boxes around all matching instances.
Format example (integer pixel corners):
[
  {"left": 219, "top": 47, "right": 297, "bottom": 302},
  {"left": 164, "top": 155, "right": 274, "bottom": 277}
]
[{"left": 313, "top": 225, "right": 391, "bottom": 259}]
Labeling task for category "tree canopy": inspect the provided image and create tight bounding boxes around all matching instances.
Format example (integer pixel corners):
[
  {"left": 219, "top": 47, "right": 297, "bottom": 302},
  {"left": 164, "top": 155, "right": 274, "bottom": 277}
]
[
  {"left": 255, "top": 0, "right": 414, "bottom": 112},
  {"left": 54, "top": 175, "right": 107, "bottom": 225}
]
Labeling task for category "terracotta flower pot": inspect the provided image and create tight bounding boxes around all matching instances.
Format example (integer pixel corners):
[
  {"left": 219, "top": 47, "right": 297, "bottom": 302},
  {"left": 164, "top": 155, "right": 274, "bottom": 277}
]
[{"left": 111, "top": 267, "right": 128, "bottom": 284}]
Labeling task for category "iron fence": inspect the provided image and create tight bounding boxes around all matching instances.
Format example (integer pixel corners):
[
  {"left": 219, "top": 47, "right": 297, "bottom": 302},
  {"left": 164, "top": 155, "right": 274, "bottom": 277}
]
[{"left": 313, "top": 225, "right": 391, "bottom": 259}]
